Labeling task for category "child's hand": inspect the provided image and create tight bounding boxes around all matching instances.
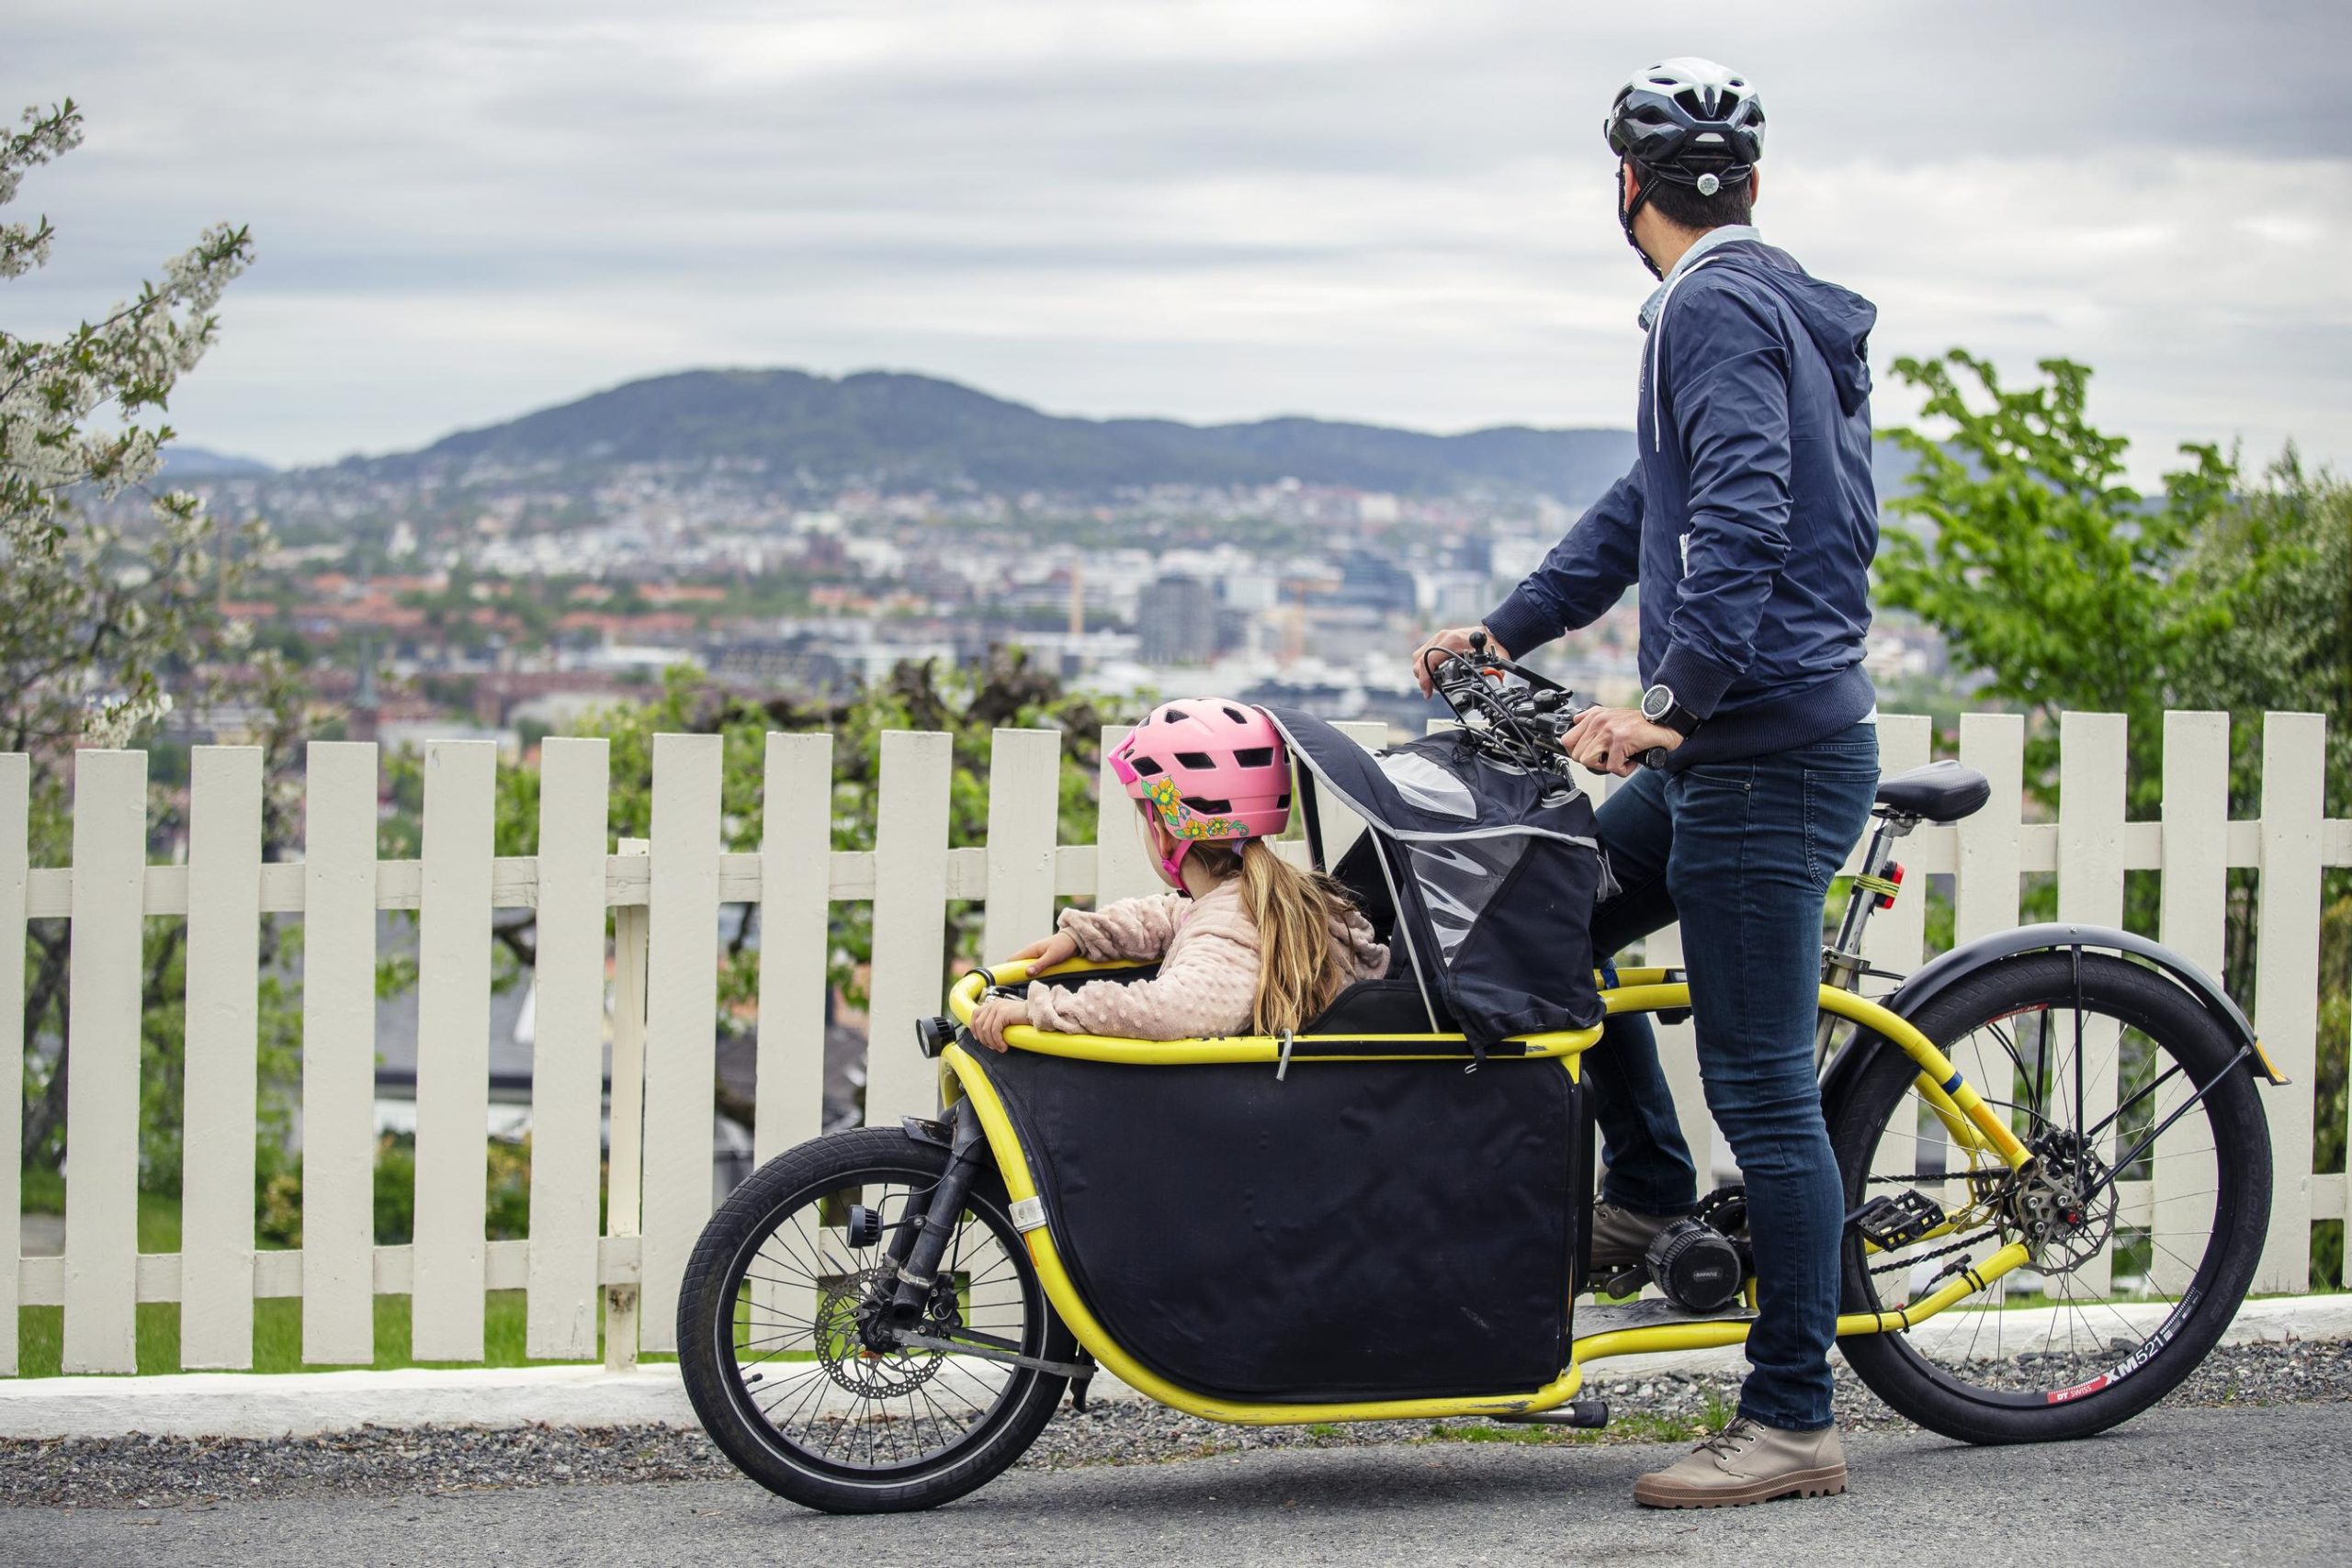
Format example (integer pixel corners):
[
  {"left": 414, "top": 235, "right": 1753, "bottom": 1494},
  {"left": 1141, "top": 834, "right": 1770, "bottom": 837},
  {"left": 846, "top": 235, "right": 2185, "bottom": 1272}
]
[
  {"left": 969, "top": 996, "right": 1030, "bottom": 1053},
  {"left": 1008, "top": 931, "right": 1079, "bottom": 972}
]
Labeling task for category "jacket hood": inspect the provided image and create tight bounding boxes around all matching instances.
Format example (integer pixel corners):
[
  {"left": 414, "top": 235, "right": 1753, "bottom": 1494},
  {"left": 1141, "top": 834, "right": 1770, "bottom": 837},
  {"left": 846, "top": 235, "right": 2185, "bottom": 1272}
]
[{"left": 1713, "top": 242, "right": 1876, "bottom": 415}]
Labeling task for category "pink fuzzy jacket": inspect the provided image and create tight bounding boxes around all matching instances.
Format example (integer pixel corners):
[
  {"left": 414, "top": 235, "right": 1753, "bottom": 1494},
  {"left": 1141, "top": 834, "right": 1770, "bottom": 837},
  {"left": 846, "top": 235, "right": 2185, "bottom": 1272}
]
[{"left": 1024, "top": 877, "right": 1389, "bottom": 1040}]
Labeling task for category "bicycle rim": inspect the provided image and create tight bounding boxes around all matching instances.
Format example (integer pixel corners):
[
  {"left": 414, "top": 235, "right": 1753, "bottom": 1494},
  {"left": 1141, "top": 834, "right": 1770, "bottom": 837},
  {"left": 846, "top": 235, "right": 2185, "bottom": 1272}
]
[
  {"left": 1841, "top": 958, "right": 2251, "bottom": 1407},
  {"left": 713, "top": 1156, "right": 1046, "bottom": 1476}
]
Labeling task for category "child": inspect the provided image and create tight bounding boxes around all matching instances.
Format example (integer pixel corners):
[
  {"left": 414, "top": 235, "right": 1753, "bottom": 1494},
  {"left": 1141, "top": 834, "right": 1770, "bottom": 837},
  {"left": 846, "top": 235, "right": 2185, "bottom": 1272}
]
[{"left": 968, "top": 700, "right": 1388, "bottom": 1048}]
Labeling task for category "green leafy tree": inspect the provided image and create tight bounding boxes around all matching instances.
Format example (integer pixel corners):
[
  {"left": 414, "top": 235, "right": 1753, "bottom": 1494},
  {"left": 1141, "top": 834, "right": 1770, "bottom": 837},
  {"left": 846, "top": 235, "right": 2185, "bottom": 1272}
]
[
  {"left": 1883, "top": 351, "right": 2351, "bottom": 1285},
  {"left": 2176, "top": 451, "right": 2352, "bottom": 818},
  {"left": 2175, "top": 455, "right": 2352, "bottom": 1233},
  {"left": 1875, "top": 351, "right": 2236, "bottom": 814}
]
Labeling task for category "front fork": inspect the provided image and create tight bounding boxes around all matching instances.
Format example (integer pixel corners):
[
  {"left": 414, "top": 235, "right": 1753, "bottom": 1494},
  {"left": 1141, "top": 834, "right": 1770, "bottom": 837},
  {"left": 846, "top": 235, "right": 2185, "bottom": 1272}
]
[{"left": 885, "top": 1098, "right": 989, "bottom": 1327}]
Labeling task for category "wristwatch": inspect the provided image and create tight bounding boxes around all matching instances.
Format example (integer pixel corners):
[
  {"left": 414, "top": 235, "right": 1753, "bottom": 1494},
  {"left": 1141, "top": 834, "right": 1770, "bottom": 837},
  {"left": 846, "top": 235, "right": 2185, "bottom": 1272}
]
[{"left": 1640, "top": 682, "right": 1704, "bottom": 739}]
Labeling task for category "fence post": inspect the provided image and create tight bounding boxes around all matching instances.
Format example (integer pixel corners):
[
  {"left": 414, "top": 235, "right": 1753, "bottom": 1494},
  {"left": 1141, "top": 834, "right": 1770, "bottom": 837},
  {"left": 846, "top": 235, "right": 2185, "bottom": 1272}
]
[
  {"left": 639, "top": 734, "right": 722, "bottom": 1352},
  {"left": 300, "top": 741, "right": 380, "bottom": 1365},
  {"left": 746, "top": 735, "right": 836, "bottom": 1350},
  {"left": 2155, "top": 712, "right": 2229, "bottom": 1296},
  {"left": 527, "top": 738, "right": 610, "bottom": 1360},
  {"left": 413, "top": 739, "right": 496, "bottom": 1361},
  {"left": 1951, "top": 712, "right": 2025, "bottom": 1303},
  {"left": 0, "top": 755, "right": 25, "bottom": 1378},
  {"left": 981, "top": 728, "right": 1061, "bottom": 965},
  {"left": 2254, "top": 712, "right": 2325, "bottom": 1293},
  {"left": 181, "top": 745, "right": 263, "bottom": 1369},
  {"left": 2056, "top": 711, "right": 2127, "bottom": 1299},
  {"left": 1093, "top": 725, "right": 1159, "bottom": 906},
  {"left": 605, "top": 836, "right": 650, "bottom": 1373},
  {"left": 865, "top": 731, "right": 952, "bottom": 1126},
  {"left": 757, "top": 733, "right": 836, "bottom": 1156},
  {"left": 62, "top": 748, "right": 147, "bottom": 1374}
]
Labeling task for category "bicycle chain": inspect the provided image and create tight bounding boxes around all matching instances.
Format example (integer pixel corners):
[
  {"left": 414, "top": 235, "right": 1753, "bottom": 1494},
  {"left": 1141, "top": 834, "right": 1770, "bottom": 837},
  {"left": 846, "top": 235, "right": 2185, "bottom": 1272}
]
[{"left": 1866, "top": 1231, "right": 1986, "bottom": 1277}]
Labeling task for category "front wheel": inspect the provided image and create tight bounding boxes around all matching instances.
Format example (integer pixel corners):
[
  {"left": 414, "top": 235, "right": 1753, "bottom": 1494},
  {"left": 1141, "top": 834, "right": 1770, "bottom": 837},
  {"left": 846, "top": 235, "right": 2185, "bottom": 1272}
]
[
  {"left": 676, "top": 1125, "right": 1076, "bottom": 1513},
  {"left": 1829, "top": 951, "right": 2272, "bottom": 1444}
]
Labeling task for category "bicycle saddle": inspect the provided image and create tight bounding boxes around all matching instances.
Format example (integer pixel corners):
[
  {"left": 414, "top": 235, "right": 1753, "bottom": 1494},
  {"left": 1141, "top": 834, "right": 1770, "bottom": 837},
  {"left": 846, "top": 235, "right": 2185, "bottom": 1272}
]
[{"left": 1872, "top": 759, "right": 1991, "bottom": 823}]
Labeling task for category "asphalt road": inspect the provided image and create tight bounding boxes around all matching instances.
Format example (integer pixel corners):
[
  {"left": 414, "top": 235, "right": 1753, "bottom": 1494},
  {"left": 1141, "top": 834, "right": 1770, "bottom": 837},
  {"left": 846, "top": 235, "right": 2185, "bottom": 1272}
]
[{"left": 7, "top": 1403, "right": 2346, "bottom": 1567}]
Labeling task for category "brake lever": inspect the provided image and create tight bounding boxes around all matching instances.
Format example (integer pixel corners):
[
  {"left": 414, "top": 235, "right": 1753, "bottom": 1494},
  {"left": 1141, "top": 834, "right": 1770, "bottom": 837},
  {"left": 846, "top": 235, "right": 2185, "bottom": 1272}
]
[{"left": 1539, "top": 697, "right": 1670, "bottom": 773}]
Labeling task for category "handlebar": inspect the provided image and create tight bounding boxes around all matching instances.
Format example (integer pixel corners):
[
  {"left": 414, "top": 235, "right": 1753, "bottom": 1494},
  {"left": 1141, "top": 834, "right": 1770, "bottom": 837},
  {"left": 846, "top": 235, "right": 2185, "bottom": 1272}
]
[{"left": 1424, "top": 632, "right": 1668, "bottom": 775}]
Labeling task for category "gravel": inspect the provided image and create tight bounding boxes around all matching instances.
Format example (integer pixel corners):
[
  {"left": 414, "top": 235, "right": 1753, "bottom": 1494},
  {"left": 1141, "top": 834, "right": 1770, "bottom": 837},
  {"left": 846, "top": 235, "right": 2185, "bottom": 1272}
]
[{"left": 6, "top": 1337, "right": 2348, "bottom": 1511}]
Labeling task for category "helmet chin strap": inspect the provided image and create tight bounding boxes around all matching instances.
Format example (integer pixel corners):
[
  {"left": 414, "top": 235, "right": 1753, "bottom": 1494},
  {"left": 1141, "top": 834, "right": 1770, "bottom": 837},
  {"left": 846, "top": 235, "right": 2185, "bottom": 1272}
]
[
  {"left": 1154, "top": 839, "right": 1195, "bottom": 891},
  {"left": 1618, "top": 160, "right": 1664, "bottom": 281}
]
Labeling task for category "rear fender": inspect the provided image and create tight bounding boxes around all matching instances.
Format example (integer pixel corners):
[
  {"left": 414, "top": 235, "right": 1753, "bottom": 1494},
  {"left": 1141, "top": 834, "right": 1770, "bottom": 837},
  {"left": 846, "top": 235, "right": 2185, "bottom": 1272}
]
[{"left": 1822, "top": 923, "right": 2286, "bottom": 1114}]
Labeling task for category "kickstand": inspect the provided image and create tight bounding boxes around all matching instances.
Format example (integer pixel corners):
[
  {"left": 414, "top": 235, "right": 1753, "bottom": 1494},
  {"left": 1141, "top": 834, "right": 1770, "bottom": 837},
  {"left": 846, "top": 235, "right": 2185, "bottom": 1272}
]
[{"left": 1069, "top": 1351, "right": 1099, "bottom": 1412}]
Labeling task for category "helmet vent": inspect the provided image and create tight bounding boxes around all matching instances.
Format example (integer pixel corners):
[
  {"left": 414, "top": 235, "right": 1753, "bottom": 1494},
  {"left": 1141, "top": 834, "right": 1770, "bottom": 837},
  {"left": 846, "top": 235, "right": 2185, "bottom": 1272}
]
[
  {"left": 1276, "top": 792, "right": 1292, "bottom": 809},
  {"left": 1221, "top": 705, "right": 1249, "bottom": 723},
  {"left": 1174, "top": 751, "right": 1216, "bottom": 770},
  {"left": 1673, "top": 87, "right": 1710, "bottom": 118},
  {"left": 1129, "top": 756, "right": 1164, "bottom": 776},
  {"left": 1188, "top": 797, "right": 1231, "bottom": 814},
  {"left": 1233, "top": 747, "right": 1275, "bottom": 768}
]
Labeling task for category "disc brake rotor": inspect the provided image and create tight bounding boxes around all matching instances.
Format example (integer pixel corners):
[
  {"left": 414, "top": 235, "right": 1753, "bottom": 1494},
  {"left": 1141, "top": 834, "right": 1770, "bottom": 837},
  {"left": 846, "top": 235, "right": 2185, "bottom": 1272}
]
[
  {"left": 2010, "top": 1132, "right": 2118, "bottom": 1276},
  {"left": 813, "top": 1268, "right": 948, "bottom": 1399}
]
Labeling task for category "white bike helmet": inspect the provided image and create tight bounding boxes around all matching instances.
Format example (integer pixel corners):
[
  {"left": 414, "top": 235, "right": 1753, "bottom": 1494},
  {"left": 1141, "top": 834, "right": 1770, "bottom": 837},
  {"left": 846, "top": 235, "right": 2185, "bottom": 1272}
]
[{"left": 1603, "top": 58, "right": 1766, "bottom": 275}]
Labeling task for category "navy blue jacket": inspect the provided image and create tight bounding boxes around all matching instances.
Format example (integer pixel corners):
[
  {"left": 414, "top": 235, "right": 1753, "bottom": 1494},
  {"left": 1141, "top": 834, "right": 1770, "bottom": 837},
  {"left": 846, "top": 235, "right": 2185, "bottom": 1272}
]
[{"left": 1487, "top": 239, "right": 1880, "bottom": 766}]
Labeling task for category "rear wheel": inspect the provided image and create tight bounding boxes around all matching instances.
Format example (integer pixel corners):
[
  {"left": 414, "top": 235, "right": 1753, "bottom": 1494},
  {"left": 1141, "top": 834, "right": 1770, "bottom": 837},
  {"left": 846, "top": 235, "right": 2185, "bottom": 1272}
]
[
  {"left": 676, "top": 1126, "right": 1075, "bottom": 1512},
  {"left": 1829, "top": 952, "right": 2271, "bottom": 1443}
]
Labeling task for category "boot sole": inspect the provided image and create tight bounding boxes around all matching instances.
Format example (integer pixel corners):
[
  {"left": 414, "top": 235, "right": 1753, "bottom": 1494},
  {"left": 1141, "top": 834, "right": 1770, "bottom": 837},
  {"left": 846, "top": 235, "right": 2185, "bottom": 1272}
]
[{"left": 1633, "top": 1463, "right": 1848, "bottom": 1509}]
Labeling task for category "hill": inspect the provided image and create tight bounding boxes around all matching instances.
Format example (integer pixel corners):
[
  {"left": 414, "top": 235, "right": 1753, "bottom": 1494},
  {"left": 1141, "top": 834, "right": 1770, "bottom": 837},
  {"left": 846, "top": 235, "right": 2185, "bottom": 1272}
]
[
  {"left": 162, "top": 445, "right": 275, "bottom": 478},
  {"left": 337, "top": 368, "right": 1640, "bottom": 502}
]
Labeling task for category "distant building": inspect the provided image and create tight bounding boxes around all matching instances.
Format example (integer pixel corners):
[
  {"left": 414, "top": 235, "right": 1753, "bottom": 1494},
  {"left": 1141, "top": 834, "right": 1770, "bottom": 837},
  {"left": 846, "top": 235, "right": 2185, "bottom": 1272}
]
[
  {"left": 1333, "top": 552, "right": 1417, "bottom": 616},
  {"left": 1136, "top": 572, "right": 1219, "bottom": 666}
]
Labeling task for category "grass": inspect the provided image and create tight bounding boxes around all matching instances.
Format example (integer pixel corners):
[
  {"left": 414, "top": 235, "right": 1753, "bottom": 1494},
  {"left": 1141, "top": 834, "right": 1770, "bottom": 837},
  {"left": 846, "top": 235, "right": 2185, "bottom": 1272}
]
[
  {"left": 15, "top": 1173, "right": 672, "bottom": 1379},
  {"left": 16, "top": 1292, "right": 679, "bottom": 1379}
]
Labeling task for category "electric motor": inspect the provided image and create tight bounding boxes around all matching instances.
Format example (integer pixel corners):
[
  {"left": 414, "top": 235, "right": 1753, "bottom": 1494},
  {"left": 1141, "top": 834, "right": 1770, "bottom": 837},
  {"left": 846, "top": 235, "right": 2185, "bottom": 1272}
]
[{"left": 1644, "top": 1217, "right": 1746, "bottom": 1314}]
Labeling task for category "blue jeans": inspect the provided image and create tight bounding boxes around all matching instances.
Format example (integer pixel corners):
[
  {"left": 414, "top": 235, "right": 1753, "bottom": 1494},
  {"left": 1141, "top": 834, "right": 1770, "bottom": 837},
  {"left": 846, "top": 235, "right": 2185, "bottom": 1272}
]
[{"left": 1583, "top": 721, "right": 1880, "bottom": 1431}]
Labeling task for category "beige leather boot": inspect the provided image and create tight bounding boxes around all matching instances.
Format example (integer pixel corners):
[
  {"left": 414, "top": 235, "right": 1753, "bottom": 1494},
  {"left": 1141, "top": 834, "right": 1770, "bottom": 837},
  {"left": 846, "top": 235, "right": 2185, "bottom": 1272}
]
[
  {"left": 1632, "top": 1416, "right": 1847, "bottom": 1508},
  {"left": 1588, "top": 1201, "right": 1679, "bottom": 1269}
]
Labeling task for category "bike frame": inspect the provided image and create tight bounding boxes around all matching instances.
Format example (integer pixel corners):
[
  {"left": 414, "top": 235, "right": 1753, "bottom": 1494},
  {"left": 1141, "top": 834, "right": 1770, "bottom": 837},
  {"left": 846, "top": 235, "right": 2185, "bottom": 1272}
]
[{"left": 935, "top": 813, "right": 2041, "bottom": 1428}]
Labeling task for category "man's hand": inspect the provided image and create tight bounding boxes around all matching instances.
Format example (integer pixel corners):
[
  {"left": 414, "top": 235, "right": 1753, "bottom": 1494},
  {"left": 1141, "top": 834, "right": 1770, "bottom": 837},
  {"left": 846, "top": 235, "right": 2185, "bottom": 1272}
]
[
  {"left": 1410, "top": 626, "right": 1510, "bottom": 696},
  {"left": 969, "top": 995, "right": 1031, "bottom": 1053},
  {"left": 1563, "top": 705, "right": 1683, "bottom": 776},
  {"left": 1008, "top": 931, "right": 1079, "bottom": 973}
]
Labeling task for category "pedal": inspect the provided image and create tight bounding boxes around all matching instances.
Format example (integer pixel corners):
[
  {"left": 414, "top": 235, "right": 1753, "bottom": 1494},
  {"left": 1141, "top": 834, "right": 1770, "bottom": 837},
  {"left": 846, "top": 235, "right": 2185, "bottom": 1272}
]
[
  {"left": 1851, "top": 1190, "right": 1946, "bottom": 1250},
  {"left": 1590, "top": 1265, "right": 1648, "bottom": 1300}
]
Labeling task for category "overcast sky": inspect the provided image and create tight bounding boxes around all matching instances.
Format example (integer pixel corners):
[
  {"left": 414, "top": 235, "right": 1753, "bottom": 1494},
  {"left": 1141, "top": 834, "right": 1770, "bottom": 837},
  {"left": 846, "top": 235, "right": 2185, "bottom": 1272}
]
[{"left": 11, "top": 1, "right": 2351, "bottom": 479}]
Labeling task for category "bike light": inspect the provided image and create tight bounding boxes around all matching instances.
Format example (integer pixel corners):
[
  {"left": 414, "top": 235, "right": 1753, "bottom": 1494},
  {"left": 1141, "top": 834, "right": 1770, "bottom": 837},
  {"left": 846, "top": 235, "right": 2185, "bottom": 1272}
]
[{"left": 1876, "top": 863, "right": 1905, "bottom": 910}]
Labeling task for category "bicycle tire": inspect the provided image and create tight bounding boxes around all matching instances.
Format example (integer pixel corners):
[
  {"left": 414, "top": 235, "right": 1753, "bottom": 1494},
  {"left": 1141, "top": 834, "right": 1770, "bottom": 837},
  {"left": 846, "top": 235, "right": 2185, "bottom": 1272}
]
[
  {"left": 1829, "top": 951, "right": 2271, "bottom": 1444},
  {"left": 676, "top": 1126, "right": 1075, "bottom": 1513}
]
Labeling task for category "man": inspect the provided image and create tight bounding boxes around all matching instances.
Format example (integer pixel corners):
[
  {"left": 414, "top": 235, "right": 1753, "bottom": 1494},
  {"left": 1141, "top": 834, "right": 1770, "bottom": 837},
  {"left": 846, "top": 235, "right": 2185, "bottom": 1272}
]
[{"left": 1413, "top": 58, "right": 1882, "bottom": 1508}]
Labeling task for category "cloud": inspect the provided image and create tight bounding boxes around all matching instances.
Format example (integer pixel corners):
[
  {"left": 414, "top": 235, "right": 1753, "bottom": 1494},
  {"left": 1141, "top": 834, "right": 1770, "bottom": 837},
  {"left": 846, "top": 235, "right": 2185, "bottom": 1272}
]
[{"left": 8, "top": 0, "right": 2350, "bottom": 476}]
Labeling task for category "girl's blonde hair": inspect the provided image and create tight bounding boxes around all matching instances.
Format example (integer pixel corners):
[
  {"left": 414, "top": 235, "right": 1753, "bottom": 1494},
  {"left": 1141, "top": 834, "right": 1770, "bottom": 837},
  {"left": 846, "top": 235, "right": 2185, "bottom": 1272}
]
[{"left": 1190, "top": 839, "right": 1360, "bottom": 1035}]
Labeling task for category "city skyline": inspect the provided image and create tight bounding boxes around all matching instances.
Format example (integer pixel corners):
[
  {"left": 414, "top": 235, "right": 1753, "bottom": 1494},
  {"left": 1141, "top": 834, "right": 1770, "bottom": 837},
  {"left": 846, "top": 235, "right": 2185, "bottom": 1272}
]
[{"left": 11, "top": 2, "right": 2350, "bottom": 484}]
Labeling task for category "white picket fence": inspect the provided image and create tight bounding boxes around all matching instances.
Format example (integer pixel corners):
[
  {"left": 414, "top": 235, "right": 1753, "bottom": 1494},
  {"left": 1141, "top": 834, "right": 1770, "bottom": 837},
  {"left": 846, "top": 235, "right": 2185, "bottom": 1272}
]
[{"left": 0, "top": 709, "right": 2344, "bottom": 1377}]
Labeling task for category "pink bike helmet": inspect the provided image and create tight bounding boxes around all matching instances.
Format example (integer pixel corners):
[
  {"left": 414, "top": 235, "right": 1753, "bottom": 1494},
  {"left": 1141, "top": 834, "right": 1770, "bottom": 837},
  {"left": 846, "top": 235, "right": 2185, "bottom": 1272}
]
[{"left": 1109, "top": 700, "right": 1293, "bottom": 887}]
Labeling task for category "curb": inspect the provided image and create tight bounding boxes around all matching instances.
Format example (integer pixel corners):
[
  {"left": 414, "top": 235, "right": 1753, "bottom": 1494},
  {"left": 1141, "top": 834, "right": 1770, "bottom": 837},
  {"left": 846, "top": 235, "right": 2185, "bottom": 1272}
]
[
  {"left": 5, "top": 1294, "right": 2347, "bottom": 1441},
  {"left": 0, "top": 1359, "right": 1154, "bottom": 1441}
]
